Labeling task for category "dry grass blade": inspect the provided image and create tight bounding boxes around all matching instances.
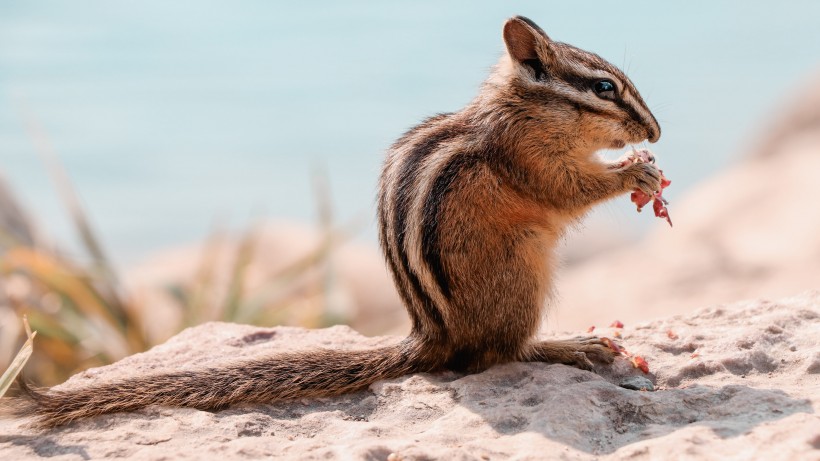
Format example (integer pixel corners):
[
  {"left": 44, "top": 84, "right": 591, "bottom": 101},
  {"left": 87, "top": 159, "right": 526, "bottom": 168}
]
[
  {"left": 0, "top": 175, "right": 38, "bottom": 249},
  {"left": 19, "top": 103, "right": 123, "bottom": 303},
  {"left": 219, "top": 168, "right": 356, "bottom": 326},
  {"left": 311, "top": 164, "right": 334, "bottom": 232},
  {"left": 0, "top": 228, "right": 23, "bottom": 252},
  {"left": 237, "top": 229, "right": 342, "bottom": 325},
  {"left": 16, "top": 103, "right": 148, "bottom": 353},
  {"left": 1, "top": 248, "right": 121, "bottom": 330},
  {"left": 0, "top": 247, "right": 142, "bottom": 361},
  {"left": 182, "top": 225, "right": 226, "bottom": 326},
  {"left": 0, "top": 316, "right": 37, "bottom": 398},
  {"left": 220, "top": 224, "right": 259, "bottom": 322},
  {"left": 312, "top": 165, "right": 335, "bottom": 302}
]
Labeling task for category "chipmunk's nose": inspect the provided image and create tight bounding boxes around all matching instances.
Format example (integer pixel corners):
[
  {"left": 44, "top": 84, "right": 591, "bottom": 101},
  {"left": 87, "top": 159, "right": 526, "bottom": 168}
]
[{"left": 646, "top": 116, "right": 661, "bottom": 143}]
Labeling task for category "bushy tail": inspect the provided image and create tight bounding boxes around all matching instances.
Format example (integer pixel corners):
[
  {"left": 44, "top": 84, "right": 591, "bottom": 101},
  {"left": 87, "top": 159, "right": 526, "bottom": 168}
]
[{"left": 1, "top": 338, "right": 433, "bottom": 427}]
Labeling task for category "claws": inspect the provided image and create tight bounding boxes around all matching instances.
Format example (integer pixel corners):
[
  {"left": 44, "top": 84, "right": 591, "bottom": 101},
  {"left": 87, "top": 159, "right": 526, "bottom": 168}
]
[
  {"left": 584, "top": 344, "right": 617, "bottom": 364},
  {"left": 528, "top": 337, "right": 620, "bottom": 372},
  {"left": 566, "top": 339, "right": 619, "bottom": 367},
  {"left": 627, "top": 162, "right": 663, "bottom": 201},
  {"left": 571, "top": 352, "right": 595, "bottom": 371},
  {"left": 570, "top": 335, "right": 602, "bottom": 343}
]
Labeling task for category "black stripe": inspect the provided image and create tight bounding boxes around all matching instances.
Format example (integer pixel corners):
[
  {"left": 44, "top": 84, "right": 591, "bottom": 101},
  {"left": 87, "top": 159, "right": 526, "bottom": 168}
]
[
  {"left": 392, "top": 118, "right": 464, "bottom": 340},
  {"left": 613, "top": 97, "right": 646, "bottom": 126},
  {"left": 522, "top": 87, "right": 619, "bottom": 121},
  {"left": 378, "top": 192, "right": 423, "bottom": 333},
  {"left": 560, "top": 73, "right": 597, "bottom": 93},
  {"left": 558, "top": 72, "right": 649, "bottom": 127},
  {"left": 532, "top": 76, "right": 651, "bottom": 130},
  {"left": 421, "top": 154, "right": 479, "bottom": 301},
  {"left": 390, "top": 113, "right": 451, "bottom": 152}
]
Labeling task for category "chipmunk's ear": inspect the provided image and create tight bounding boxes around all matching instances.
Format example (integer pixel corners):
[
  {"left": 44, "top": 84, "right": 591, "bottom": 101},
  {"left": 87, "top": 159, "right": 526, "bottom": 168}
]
[{"left": 503, "top": 16, "right": 553, "bottom": 79}]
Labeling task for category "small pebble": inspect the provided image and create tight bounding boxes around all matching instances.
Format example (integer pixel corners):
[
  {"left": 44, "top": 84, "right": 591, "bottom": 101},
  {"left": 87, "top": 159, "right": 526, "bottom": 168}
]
[{"left": 619, "top": 376, "right": 655, "bottom": 391}]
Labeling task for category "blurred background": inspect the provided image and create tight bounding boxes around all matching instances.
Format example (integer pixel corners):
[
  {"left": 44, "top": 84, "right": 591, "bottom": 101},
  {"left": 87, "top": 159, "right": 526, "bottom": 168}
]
[{"left": 2, "top": 1, "right": 820, "bottom": 384}]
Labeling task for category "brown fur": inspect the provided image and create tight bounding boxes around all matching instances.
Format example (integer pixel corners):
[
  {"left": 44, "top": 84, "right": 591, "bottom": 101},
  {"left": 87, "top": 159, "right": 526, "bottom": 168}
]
[{"left": 0, "top": 16, "right": 662, "bottom": 427}]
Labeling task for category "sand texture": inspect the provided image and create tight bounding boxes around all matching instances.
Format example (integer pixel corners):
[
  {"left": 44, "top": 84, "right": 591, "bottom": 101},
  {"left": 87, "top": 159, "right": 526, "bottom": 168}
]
[{"left": 2, "top": 291, "right": 819, "bottom": 460}]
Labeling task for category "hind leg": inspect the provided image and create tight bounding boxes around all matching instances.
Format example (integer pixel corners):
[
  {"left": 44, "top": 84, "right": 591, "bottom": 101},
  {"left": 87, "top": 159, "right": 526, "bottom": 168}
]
[{"left": 522, "top": 338, "right": 617, "bottom": 371}]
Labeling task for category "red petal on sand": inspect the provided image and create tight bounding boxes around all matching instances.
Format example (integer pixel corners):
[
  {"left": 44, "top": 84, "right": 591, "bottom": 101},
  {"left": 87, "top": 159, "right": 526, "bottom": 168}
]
[
  {"left": 610, "top": 320, "right": 624, "bottom": 328},
  {"left": 587, "top": 326, "right": 596, "bottom": 333},
  {"left": 630, "top": 356, "right": 650, "bottom": 374},
  {"left": 666, "top": 329, "right": 679, "bottom": 340}
]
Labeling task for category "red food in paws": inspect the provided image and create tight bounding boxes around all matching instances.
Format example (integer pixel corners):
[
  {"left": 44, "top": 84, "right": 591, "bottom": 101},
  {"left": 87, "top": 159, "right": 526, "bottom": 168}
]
[
  {"left": 630, "top": 190, "right": 653, "bottom": 210},
  {"left": 621, "top": 149, "right": 672, "bottom": 227},
  {"left": 632, "top": 170, "right": 672, "bottom": 226}
]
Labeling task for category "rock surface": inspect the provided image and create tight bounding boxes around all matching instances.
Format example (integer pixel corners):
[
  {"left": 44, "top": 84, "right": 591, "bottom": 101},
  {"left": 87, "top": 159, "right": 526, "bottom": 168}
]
[{"left": 2, "top": 292, "right": 819, "bottom": 460}]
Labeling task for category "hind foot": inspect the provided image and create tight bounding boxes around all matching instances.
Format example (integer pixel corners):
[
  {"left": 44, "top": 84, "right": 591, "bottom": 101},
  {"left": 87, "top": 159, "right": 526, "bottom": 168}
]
[{"left": 522, "top": 338, "right": 618, "bottom": 371}]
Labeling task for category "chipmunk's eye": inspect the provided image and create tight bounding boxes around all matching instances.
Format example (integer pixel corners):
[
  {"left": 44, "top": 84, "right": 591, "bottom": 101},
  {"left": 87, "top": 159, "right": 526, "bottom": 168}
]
[{"left": 593, "top": 80, "right": 617, "bottom": 100}]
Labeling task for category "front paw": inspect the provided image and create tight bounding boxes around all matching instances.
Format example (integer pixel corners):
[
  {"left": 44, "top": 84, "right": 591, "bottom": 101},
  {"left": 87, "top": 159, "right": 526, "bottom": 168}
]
[{"left": 621, "top": 162, "right": 661, "bottom": 197}]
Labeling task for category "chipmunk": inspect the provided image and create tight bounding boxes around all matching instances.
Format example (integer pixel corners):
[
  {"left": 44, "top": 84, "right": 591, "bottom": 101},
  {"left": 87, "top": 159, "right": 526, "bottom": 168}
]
[{"left": 3, "top": 16, "right": 661, "bottom": 427}]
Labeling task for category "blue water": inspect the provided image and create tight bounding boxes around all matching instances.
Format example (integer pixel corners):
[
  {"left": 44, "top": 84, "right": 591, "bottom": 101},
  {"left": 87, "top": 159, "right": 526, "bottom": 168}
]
[{"left": 2, "top": 1, "right": 819, "bottom": 265}]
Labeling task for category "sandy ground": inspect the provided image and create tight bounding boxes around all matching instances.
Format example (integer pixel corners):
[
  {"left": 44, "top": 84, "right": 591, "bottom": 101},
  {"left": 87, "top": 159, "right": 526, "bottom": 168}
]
[{"left": 1, "top": 291, "right": 818, "bottom": 460}]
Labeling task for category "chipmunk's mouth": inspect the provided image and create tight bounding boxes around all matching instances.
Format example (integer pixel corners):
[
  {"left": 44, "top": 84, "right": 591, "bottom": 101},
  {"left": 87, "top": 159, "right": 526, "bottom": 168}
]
[
  {"left": 604, "top": 158, "right": 629, "bottom": 171},
  {"left": 603, "top": 148, "right": 655, "bottom": 171}
]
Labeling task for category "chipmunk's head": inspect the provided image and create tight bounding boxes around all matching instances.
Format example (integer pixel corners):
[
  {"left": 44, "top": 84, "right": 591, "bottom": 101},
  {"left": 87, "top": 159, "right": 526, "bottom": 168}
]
[{"left": 498, "top": 16, "right": 660, "bottom": 150}]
